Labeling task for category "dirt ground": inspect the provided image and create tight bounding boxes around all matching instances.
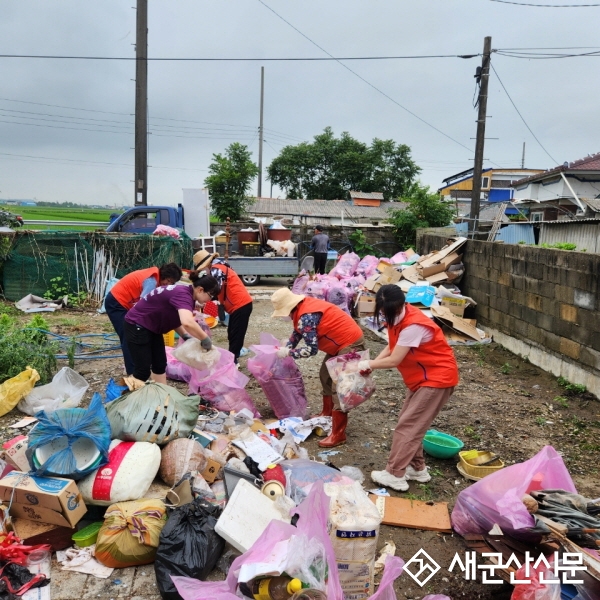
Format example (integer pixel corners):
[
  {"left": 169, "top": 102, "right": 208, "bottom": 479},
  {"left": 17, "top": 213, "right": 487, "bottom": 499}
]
[{"left": 2, "top": 284, "right": 599, "bottom": 600}]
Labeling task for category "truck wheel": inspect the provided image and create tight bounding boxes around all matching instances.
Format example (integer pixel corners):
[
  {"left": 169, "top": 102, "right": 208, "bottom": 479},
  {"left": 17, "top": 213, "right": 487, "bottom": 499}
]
[{"left": 241, "top": 275, "right": 261, "bottom": 286}]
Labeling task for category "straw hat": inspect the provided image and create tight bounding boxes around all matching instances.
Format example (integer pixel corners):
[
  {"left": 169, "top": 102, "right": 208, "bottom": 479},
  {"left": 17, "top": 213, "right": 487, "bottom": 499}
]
[
  {"left": 193, "top": 250, "right": 219, "bottom": 270},
  {"left": 271, "top": 288, "right": 305, "bottom": 318}
]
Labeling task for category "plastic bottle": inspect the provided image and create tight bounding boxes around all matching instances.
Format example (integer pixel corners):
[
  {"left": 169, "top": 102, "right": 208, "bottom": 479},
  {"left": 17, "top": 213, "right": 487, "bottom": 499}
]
[{"left": 240, "top": 576, "right": 304, "bottom": 600}]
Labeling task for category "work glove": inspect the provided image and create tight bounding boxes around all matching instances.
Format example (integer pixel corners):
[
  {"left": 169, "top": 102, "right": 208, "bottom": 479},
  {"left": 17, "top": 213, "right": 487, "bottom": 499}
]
[
  {"left": 181, "top": 333, "right": 192, "bottom": 341},
  {"left": 201, "top": 337, "right": 213, "bottom": 351},
  {"left": 276, "top": 347, "right": 291, "bottom": 359},
  {"left": 357, "top": 359, "right": 372, "bottom": 376}
]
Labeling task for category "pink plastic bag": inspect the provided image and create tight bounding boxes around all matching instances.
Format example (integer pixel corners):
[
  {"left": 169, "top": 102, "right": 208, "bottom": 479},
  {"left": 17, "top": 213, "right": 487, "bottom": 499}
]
[
  {"left": 356, "top": 255, "right": 378, "bottom": 277},
  {"left": 188, "top": 348, "right": 261, "bottom": 417},
  {"left": 326, "top": 285, "right": 351, "bottom": 315},
  {"left": 173, "top": 482, "right": 404, "bottom": 600},
  {"left": 422, "top": 596, "right": 452, "bottom": 600},
  {"left": 330, "top": 251, "right": 360, "bottom": 278},
  {"left": 292, "top": 272, "right": 310, "bottom": 295},
  {"left": 247, "top": 334, "right": 307, "bottom": 419},
  {"left": 452, "top": 446, "right": 577, "bottom": 540},
  {"left": 305, "top": 279, "right": 328, "bottom": 300},
  {"left": 511, "top": 564, "right": 561, "bottom": 600},
  {"left": 165, "top": 347, "right": 192, "bottom": 383},
  {"left": 390, "top": 251, "right": 407, "bottom": 264}
]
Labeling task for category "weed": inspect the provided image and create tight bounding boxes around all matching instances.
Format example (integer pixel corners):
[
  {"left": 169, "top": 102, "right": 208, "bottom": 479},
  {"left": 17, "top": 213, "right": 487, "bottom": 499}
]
[
  {"left": 554, "top": 396, "right": 569, "bottom": 408},
  {"left": 535, "top": 416, "right": 546, "bottom": 426},
  {"left": 464, "top": 426, "right": 481, "bottom": 441},
  {"left": 348, "top": 229, "right": 376, "bottom": 258},
  {"left": 66, "top": 337, "right": 77, "bottom": 370},
  {"left": 557, "top": 377, "right": 587, "bottom": 395},
  {"left": 500, "top": 363, "right": 512, "bottom": 375},
  {"left": 56, "top": 317, "right": 81, "bottom": 327},
  {"left": 540, "top": 242, "right": 577, "bottom": 251},
  {"left": 44, "top": 276, "right": 89, "bottom": 307},
  {"left": 429, "top": 467, "right": 443, "bottom": 478}
]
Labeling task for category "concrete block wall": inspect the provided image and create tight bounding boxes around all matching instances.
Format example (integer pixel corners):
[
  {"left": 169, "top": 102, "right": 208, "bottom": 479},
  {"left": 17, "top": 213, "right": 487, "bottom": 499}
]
[{"left": 418, "top": 234, "right": 600, "bottom": 398}]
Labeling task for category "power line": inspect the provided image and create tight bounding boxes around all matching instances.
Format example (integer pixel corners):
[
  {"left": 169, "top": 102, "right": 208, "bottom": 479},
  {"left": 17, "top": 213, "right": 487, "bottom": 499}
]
[
  {"left": 256, "top": 0, "right": 474, "bottom": 154},
  {"left": 495, "top": 49, "right": 600, "bottom": 58},
  {"left": 0, "top": 53, "right": 474, "bottom": 61},
  {"left": 490, "top": 63, "right": 558, "bottom": 164},
  {"left": 489, "top": 0, "right": 600, "bottom": 6}
]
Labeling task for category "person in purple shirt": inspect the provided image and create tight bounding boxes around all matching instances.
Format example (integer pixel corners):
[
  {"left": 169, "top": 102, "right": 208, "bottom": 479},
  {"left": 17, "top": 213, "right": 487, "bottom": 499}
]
[{"left": 124, "top": 271, "right": 220, "bottom": 384}]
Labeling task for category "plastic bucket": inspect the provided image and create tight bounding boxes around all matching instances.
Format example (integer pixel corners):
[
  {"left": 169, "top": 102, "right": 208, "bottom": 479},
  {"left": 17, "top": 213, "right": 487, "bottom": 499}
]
[
  {"left": 237, "top": 231, "right": 259, "bottom": 245},
  {"left": 267, "top": 229, "right": 292, "bottom": 242},
  {"left": 163, "top": 331, "right": 175, "bottom": 347}
]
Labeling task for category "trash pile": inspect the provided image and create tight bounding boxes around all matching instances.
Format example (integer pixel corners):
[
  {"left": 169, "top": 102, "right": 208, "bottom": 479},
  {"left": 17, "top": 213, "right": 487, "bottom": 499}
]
[
  {"left": 293, "top": 237, "right": 490, "bottom": 346},
  {"left": 0, "top": 347, "right": 412, "bottom": 600}
]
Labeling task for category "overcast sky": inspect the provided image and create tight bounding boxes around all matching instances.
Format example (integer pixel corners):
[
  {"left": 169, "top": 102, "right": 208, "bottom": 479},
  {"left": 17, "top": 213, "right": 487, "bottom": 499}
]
[{"left": 1, "top": 0, "right": 599, "bottom": 207}]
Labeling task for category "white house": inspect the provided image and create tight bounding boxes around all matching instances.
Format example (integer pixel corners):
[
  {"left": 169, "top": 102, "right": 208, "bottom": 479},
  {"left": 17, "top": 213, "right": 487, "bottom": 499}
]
[{"left": 512, "top": 153, "right": 600, "bottom": 221}]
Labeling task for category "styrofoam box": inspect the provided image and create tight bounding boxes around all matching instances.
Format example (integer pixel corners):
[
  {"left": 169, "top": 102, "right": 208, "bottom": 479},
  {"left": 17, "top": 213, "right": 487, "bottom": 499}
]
[{"left": 214, "top": 479, "right": 290, "bottom": 553}]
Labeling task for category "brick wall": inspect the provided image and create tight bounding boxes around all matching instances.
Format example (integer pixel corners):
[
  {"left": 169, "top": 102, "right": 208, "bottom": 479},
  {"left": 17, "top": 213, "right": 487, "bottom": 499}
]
[{"left": 418, "top": 233, "right": 600, "bottom": 397}]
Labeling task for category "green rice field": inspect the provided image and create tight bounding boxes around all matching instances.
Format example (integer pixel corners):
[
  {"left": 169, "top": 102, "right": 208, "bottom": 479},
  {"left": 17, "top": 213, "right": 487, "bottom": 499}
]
[{"left": 0, "top": 205, "right": 119, "bottom": 231}]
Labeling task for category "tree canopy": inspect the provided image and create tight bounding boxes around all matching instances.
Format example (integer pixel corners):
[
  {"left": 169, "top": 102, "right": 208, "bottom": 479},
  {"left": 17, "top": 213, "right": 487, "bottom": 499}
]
[
  {"left": 204, "top": 143, "right": 259, "bottom": 222},
  {"left": 267, "top": 127, "right": 420, "bottom": 200},
  {"left": 388, "top": 184, "right": 456, "bottom": 248}
]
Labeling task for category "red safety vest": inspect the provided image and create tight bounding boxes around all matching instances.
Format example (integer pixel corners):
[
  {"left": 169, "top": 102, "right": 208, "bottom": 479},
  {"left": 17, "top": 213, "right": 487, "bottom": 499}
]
[
  {"left": 388, "top": 304, "right": 459, "bottom": 391},
  {"left": 213, "top": 263, "right": 252, "bottom": 314},
  {"left": 294, "top": 297, "right": 363, "bottom": 356},
  {"left": 110, "top": 267, "right": 159, "bottom": 310}
]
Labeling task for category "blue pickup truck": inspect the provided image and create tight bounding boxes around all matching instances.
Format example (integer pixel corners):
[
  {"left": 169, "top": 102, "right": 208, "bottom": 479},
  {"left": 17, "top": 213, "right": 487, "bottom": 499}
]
[{"left": 106, "top": 205, "right": 183, "bottom": 233}]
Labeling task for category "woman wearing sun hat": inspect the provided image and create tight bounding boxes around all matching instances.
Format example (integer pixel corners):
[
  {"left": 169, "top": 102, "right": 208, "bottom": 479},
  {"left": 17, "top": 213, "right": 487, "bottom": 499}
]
[
  {"left": 193, "top": 250, "right": 253, "bottom": 362},
  {"left": 271, "top": 287, "right": 365, "bottom": 448}
]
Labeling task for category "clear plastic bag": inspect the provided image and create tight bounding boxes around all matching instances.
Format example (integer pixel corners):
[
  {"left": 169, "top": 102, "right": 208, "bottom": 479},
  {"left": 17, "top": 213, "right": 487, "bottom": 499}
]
[
  {"left": 172, "top": 481, "right": 405, "bottom": 600},
  {"left": 172, "top": 339, "right": 220, "bottom": 371},
  {"left": 451, "top": 445, "right": 577, "bottom": 540},
  {"left": 18, "top": 367, "right": 88, "bottom": 416},
  {"left": 26, "top": 392, "right": 111, "bottom": 479},
  {"left": 281, "top": 459, "right": 352, "bottom": 504},
  {"left": 247, "top": 334, "right": 307, "bottom": 419},
  {"left": 337, "top": 370, "right": 375, "bottom": 412},
  {"left": 325, "top": 350, "right": 370, "bottom": 383},
  {"left": 165, "top": 347, "right": 192, "bottom": 383}
]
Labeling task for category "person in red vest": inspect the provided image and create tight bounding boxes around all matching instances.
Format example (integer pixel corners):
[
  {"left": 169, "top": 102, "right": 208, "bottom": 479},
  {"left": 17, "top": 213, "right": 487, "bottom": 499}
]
[
  {"left": 356, "top": 284, "right": 459, "bottom": 492},
  {"left": 105, "top": 263, "right": 182, "bottom": 375},
  {"left": 193, "top": 250, "right": 253, "bottom": 362},
  {"left": 271, "top": 287, "right": 365, "bottom": 448}
]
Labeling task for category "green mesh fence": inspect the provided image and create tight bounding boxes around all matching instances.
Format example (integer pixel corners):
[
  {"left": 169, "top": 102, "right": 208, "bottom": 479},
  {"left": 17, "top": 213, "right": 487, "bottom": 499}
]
[{"left": 2, "top": 231, "right": 193, "bottom": 301}]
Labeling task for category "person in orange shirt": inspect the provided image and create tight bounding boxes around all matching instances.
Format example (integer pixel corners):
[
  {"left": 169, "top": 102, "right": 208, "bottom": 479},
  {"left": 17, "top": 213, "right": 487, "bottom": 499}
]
[
  {"left": 193, "top": 250, "right": 253, "bottom": 362},
  {"left": 105, "top": 263, "right": 182, "bottom": 375},
  {"left": 271, "top": 288, "right": 365, "bottom": 448},
  {"left": 356, "top": 284, "right": 459, "bottom": 492}
]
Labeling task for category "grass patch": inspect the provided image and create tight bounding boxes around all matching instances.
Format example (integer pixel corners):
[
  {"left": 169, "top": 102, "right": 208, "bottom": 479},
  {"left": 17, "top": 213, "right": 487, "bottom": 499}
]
[{"left": 557, "top": 377, "right": 587, "bottom": 395}]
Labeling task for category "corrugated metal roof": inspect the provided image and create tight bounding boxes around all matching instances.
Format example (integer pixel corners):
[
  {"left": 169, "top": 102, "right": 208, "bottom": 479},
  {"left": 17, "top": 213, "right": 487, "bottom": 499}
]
[
  {"left": 247, "top": 198, "right": 406, "bottom": 219},
  {"left": 582, "top": 197, "right": 600, "bottom": 212},
  {"left": 349, "top": 191, "right": 384, "bottom": 200},
  {"left": 513, "top": 152, "right": 600, "bottom": 186}
]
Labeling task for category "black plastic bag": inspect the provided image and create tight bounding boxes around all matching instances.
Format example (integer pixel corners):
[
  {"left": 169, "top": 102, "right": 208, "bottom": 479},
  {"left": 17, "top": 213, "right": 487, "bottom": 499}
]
[{"left": 154, "top": 498, "right": 225, "bottom": 600}]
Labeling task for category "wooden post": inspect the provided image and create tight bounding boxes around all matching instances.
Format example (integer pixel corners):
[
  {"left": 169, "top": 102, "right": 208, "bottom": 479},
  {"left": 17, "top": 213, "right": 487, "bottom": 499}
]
[{"left": 225, "top": 217, "right": 230, "bottom": 260}]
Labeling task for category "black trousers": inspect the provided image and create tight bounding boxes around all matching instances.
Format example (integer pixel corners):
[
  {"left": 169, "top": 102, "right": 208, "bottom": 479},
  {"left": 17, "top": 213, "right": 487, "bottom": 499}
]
[
  {"left": 314, "top": 252, "right": 327, "bottom": 275},
  {"left": 123, "top": 320, "right": 167, "bottom": 381},
  {"left": 104, "top": 292, "right": 135, "bottom": 375},
  {"left": 228, "top": 301, "right": 253, "bottom": 362}
]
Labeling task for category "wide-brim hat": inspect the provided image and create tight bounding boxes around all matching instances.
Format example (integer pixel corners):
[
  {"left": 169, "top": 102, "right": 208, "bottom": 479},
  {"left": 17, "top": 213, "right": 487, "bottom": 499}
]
[
  {"left": 193, "top": 250, "right": 219, "bottom": 270},
  {"left": 271, "top": 288, "right": 305, "bottom": 318}
]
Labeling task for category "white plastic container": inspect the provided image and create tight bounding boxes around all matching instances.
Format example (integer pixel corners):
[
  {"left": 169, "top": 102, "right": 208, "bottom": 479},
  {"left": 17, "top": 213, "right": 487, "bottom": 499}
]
[
  {"left": 215, "top": 478, "right": 290, "bottom": 553},
  {"left": 324, "top": 481, "right": 382, "bottom": 600}
]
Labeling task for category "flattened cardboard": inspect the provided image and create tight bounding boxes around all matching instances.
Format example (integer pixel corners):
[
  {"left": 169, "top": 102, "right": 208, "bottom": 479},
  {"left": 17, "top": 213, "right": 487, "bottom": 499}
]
[
  {"left": 201, "top": 458, "right": 222, "bottom": 484},
  {"left": 364, "top": 274, "right": 380, "bottom": 292},
  {"left": 441, "top": 252, "right": 463, "bottom": 268},
  {"left": 0, "top": 472, "right": 86, "bottom": 528},
  {"left": 417, "top": 263, "right": 446, "bottom": 278},
  {"left": 430, "top": 305, "right": 481, "bottom": 342},
  {"left": 370, "top": 495, "right": 451, "bottom": 532},
  {"left": 419, "top": 237, "right": 467, "bottom": 268},
  {"left": 400, "top": 265, "right": 420, "bottom": 283},
  {"left": 440, "top": 296, "right": 469, "bottom": 317},
  {"left": 375, "top": 267, "right": 401, "bottom": 290},
  {"left": 376, "top": 259, "right": 392, "bottom": 273},
  {"left": 425, "top": 272, "right": 449, "bottom": 285},
  {"left": 405, "top": 248, "right": 416, "bottom": 258},
  {"left": 11, "top": 517, "right": 75, "bottom": 551}
]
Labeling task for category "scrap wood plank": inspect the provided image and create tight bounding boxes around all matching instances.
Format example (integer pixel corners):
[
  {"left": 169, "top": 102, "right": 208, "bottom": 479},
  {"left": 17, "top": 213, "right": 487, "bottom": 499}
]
[{"left": 370, "top": 495, "right": 452, "bottom": 532}]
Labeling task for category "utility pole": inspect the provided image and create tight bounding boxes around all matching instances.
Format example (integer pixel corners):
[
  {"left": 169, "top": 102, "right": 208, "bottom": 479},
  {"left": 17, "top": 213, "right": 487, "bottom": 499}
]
[
  {"left": 469, "top": 36, "right": 491, "bottom": 234},
  {"left": 257, "top": 67, "right": 265, "bottom": 198},
  {"left": 134, "top": 0, "right": 148, "bottom": 206},
  {"left": 521, "top": 142, "right": 526, "bottom": 169}
]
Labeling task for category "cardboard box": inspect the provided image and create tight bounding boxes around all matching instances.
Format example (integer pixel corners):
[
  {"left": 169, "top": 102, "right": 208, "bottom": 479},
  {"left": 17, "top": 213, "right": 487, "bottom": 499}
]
[
  {"left": 356, "top": 297, "right": 376, "bottom": 317},
  {"left": 441, "top": 252, "right": 463, "bottom": 268},
  {"left": 11, "top": 517, "right": 75, "bottom": 551},
  {"left": 0, "top": 472, "right": 87, "bottom": 528},
  {"left": 364, "top": 274, "right": 380, "bottom": 292},
  {"left": 400, "top": 265, "right": 420, "bottom": 283},
  {"left": 430, "top": 305, "right": 481, "bottom": 342},
  {"left": 440, "top": 296, "right": 469, "bottom": 317},
  {"left": 376, "top": 259, "right": 392, "bottom": 273},
  {"left": 201, "top": 458, "right": 222, "bottom": 484},
  {"left": 417, "top": 263, "right": 446, "bottom": 278},
  {"left": 419, "top": 237, "right": 467, "bottom": 268},
  {"left": 425, "top": 271, "right": 449, "bottom": 286},
  {"left": 1, "top": 437, "right": 30, "bottom": 472},
  {"left": 374, "top": 266, "right": 401, "bottom": 291}
]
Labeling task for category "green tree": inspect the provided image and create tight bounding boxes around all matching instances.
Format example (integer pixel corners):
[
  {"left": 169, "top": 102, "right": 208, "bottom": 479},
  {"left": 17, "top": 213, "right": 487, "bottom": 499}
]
[
  {"left": 204, "top": 143, "right": 259, "bottom": 222},
  {"left": 388, "top": 184, "right": 455, "bottom": 248},
  {"left": 267, "top": 127, "right": 420, "bottom": 200}
]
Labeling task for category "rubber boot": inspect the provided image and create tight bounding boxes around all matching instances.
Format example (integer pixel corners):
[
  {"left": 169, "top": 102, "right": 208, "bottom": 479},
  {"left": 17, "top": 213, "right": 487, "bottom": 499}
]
[
  {"left": 313, "top": 395, "right": 333, "bottom": 418},
  {"left": 318, "top": 410, "right": 348, "bottom": 448}
]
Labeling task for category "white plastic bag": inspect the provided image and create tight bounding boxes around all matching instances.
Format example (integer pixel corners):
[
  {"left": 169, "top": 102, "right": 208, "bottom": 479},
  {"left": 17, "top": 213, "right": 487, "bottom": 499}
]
[
  {"left": 172, "top": 339, "right": 220, "bottom": 371},
  {"left": 18, "top": 367, "right": 88, "bottom": 415}
]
